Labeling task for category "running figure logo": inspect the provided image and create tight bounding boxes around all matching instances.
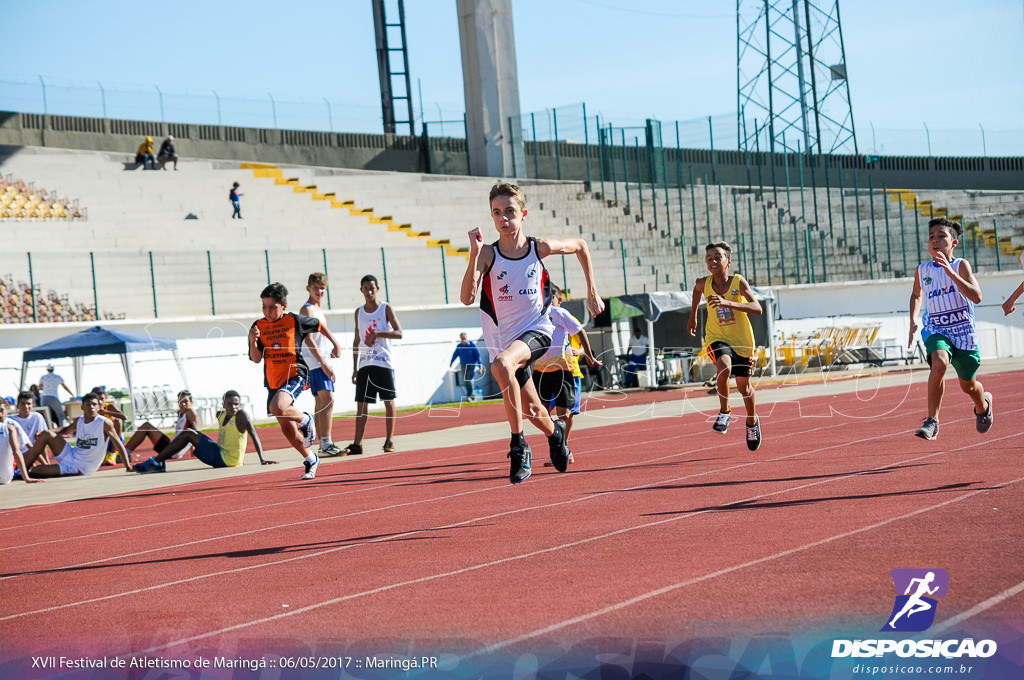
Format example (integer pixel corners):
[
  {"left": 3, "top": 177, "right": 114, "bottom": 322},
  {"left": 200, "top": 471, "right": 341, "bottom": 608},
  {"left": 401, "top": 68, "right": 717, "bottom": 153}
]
[{"left": 881, "top": 568, "right": 949, "bottom": 632}]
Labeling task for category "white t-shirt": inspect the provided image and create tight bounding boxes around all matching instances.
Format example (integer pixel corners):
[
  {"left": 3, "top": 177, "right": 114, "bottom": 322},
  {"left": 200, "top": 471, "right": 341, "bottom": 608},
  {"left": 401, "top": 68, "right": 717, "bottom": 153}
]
[
  {"left": 7, "top": 411, "right": 46, "bottom": 452},
  {"left": 628, "top": 334, "right": 649, "bottom": 357},
  {"left": 536, "top": 307, "right": 584, "bottom": 371},
  {"left": 39, "top": 373, "right": 65, "bottom": 397}
]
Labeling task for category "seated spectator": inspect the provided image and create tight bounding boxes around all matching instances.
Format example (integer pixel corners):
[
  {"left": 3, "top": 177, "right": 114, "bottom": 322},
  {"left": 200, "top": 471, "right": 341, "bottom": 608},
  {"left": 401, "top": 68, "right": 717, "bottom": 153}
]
[
  {"left": 134, "top": 390, "right": 274, "bottom": 473},
  {"left": 28, "top": 384, "right": 41, "bottom": 407},
  {"left": 0, "top": 400, "right": 37, "bottom": 484},
  {"left": 19, "top": 392, "right": 131, "bottom": 478},
  {"left": 90, "top": 386, "right": 127, "bottom": 465},
  {"left": 8, "top": 391, "right": 51, "bottom": 464},
  {"left": 157, "top": 135, "right": 179, "bottom": 170},
  {"left": 125, "top": 389, "right": 199, "bottom": 460},
  {"left": 135, "top": 136, "right": 156, "bottom": 169}
]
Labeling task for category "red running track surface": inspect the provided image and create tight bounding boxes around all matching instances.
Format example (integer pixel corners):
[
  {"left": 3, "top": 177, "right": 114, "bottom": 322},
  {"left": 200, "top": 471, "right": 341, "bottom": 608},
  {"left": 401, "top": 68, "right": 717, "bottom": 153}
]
[{"left": 1, "top": 370, "right": 1022, "bottom": 675}]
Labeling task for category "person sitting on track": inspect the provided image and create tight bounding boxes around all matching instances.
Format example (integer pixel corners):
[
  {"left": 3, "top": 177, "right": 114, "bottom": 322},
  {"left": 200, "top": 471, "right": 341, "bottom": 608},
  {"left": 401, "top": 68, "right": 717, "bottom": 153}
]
[
  {"left": 134, "top": 390, "right": 274, "bottom": 473},
  {"left": 124, "top": 389, "right": 200, "bottom": 461}
]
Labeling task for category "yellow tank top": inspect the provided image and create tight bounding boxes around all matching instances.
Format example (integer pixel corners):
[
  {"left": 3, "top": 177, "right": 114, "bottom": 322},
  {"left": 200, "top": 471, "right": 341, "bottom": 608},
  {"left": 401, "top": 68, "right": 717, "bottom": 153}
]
[
  {"left": 217, "top": 413, "right": 248, "bottom": 467},
  {"left": 568, "top": 335, "right": 583, "bottom": 378},
  {"left": 703, "top": 274, "right": 756, "bottom": 354}
]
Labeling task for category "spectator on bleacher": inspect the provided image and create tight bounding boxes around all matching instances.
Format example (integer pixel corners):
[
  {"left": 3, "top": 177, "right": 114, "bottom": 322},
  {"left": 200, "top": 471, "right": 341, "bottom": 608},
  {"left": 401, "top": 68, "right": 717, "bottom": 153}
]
[
  {"left": 38, "top": 365, "right": 74, "bottom": 427},
  {"left": 124, "top": 389, "right": 199, "bottom": 460},
  {"left": 135, "top": 136, "right": 156, "bottom": 169},
  {"left": 157, "top": 135, "right": 179, "bottom": 170},
  {"left": 90, "top": 386, "right": 127, "bottom": 465},
  {"left": 230, "top": 182, "right": 243, "bottom": 219},
  {"left": 28, "top": 384, "right": 41, "bottom": 407}
]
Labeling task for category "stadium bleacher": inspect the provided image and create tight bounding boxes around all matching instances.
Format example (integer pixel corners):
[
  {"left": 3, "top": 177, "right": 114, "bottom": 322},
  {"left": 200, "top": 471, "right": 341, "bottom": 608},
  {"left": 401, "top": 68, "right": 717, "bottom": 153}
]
[{"left": 0, "top": 144, "right": 1021, "bottom": 323}]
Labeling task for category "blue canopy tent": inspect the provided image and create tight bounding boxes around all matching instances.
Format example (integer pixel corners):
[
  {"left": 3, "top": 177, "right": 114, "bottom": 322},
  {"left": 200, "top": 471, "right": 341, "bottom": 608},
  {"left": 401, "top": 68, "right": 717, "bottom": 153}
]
[{"left": 19, "top": 326, "right": 189, "bottom": 425}]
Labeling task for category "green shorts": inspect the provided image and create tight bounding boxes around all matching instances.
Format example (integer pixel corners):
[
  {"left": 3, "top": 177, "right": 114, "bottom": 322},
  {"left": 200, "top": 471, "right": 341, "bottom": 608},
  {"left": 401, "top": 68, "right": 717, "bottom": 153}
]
[{"left": 925, "top": 333, "right": 981, "bottom": 381}]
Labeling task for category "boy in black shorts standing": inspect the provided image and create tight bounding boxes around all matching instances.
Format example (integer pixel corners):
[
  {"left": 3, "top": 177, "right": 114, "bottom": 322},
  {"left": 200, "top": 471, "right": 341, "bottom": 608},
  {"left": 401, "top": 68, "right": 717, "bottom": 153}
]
[{"left": 339, "top": 274, "right": 403, "bottom": 456}]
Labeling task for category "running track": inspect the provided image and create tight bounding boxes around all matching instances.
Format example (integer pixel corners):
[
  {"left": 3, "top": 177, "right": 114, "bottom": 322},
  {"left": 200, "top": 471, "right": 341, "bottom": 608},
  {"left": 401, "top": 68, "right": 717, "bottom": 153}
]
[{"left": 1, "top": 370, "right": 1022, "bottom": 678}]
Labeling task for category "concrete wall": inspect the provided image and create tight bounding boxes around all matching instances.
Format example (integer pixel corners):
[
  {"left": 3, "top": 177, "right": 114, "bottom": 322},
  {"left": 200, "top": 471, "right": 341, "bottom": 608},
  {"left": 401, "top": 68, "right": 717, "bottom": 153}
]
[
  {"left": 3, "top": 110, "right": 1022, "bottom": 191},
  {"left": 2, "top": 271, "right": 1020, "bottom": 426},
  {"left": 0, "top": 304, "right": 491, "bottom": 426}
]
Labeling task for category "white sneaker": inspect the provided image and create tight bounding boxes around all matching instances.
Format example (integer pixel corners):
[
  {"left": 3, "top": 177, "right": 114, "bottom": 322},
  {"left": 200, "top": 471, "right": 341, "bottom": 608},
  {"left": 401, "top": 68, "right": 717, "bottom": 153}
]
[
  {"left": 299, "top": 412, "right": 316, "bottom": 449},
  {"left": 319, "top": 442, "right": 344, "bottom": 457},
  {"left": 301, "top": 455, "right": 320, "bottom": 480}
]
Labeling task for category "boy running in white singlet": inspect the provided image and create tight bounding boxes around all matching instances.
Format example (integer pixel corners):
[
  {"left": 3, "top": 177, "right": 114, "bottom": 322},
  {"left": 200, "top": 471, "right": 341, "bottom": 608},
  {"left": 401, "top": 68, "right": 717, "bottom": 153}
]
[
  {"left": 909, "top": 217, "right": 993, "bottom": 440},
  {"left": 687, "top": 242, "right": 763, "bottom": 450},
  {"left": 461, "top": 182, "right": 604, "bottom": 484},
  {"left": 301, "top": 272, "right": 344, "bottom": 457},
  {"left": 338, "top": 274, "right": 403, "bottom": 457}
]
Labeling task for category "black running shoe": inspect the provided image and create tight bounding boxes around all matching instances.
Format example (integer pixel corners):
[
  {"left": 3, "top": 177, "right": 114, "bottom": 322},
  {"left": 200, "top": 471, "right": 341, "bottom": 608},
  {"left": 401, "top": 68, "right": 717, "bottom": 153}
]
[
  {"left": 548, "top": 419, "right": 570, "bottom": 473},
  {"left": 340, "top": 443, "right": 363, "bottom": 456},
  {"left": 745, "top": 417, "right": 762, "bottom": 451},
  {"left": 975, "top": 392, "right": 993, "bottom": 434},
  {"left": 508, "top": 441, "right": 532, "bottom": 484}
]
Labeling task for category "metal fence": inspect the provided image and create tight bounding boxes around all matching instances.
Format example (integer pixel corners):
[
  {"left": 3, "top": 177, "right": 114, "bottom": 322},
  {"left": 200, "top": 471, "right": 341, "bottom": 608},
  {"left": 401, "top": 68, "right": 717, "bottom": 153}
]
[
  {"left": 4, "top": 77, "right": 1024, "bottom": 157},
  {"left": 0, "top": 245, "right": 468, "bottom": 323}
]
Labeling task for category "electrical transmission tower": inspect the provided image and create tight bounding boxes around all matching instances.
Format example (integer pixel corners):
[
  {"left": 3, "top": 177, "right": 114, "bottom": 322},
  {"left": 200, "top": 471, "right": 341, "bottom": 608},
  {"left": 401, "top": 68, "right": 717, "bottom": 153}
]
[{"left": 737, "top": 0, "right": 858, "bottom": 156}]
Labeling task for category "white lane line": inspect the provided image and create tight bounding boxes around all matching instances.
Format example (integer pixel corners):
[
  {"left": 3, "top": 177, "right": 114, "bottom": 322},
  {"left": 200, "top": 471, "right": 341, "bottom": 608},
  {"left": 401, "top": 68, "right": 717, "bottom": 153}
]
[{"left": 100, "top": 432, "right": 1024, "bottom": 658}]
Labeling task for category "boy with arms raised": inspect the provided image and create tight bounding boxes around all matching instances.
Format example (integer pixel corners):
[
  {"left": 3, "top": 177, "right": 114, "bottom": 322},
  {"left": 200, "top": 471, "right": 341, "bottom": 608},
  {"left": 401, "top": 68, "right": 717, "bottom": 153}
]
[
  {"left": 300, "top": 272, "right": 344, "bottom": 457},
  {"left": 909, "top": 218, "right": 993, "bottom": 440},
  {"left": 461, "top": 182, "right": 604, "bottom": 484},
  {"left": 19, "top": 392, "right": 131, "bottom": 477},
  {"left": 249, "top": 282, "right": 341, "bottom": 479},
  {"left": 338, "top": 274, "right": 403, "bottom": 457},
  {"left": 687, "top": 242, "right": 763, "bottom": 450}
]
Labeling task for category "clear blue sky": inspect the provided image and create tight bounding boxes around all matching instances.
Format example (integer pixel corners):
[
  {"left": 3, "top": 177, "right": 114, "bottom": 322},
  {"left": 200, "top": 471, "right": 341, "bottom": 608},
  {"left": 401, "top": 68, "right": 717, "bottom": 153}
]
[{"left": 4, "top": 0, "right": 1023, "bottom": 155}]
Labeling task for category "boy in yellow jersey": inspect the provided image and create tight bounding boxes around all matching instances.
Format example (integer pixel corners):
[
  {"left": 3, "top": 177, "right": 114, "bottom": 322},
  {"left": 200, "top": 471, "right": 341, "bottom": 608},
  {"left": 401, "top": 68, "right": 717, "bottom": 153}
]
[
  {"left": 133, "top": 391, "right": 273, "bottom": 472},
  {"left": 687, "top": 242, "right": 763, "bottom": 450}
]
